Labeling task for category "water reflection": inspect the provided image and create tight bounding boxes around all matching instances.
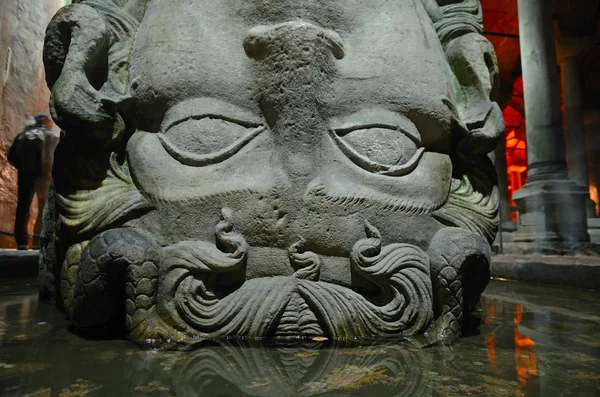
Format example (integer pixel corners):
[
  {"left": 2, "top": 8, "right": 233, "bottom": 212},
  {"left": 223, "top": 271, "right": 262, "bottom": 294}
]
[
  {"left": 512, "top": 305, "right": 539, "bottom": 388},
  {"left": 483, "top": 301, "right": 541, "bottom": 388},
  {"left": 0, "top": 305, "right": 6, "bottom": 345},
  {"left": 18, "top": 298, "right": 31, "bottom": 334},
  {"left": 125, "top": 342, "right": 434, "bottom": 397},
  {"left": 483, "top": 302, "right": 498, "bottom": 372},
  {"left": 0, "top": 279, "right": 599, "bottom": 396}
]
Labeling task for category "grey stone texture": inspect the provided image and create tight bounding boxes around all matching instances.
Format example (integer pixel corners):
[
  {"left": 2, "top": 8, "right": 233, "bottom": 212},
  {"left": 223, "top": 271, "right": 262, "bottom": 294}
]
[
  {"left": 38, "top": 181, "right": 58, "bottom": 300},
  {"left": 42, "top": 0, "right": 503, "bottom": 343}
]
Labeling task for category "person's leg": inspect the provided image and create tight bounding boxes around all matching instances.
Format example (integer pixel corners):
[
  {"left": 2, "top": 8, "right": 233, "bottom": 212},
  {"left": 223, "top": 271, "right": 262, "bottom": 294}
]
[
  {"left": 14, "top": 172, "right": 35, "bottom": 249},
  {"left": 33, "top": 175, "right": 51, "bottom": 239}
]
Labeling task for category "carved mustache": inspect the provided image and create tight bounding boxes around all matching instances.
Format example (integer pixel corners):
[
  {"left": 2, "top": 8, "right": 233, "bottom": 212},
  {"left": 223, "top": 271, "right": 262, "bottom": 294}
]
[
  {"left": 61, "top": 209, "right": 489, "bottom": 345},
  {"left": 158, "top": 215, "right": 433, "bottom": 340}
]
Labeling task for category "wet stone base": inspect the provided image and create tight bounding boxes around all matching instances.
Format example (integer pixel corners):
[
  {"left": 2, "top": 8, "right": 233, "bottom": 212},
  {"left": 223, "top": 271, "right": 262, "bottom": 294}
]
[
  {"left": 492, "top": 254, "right": 600, "bottom": 290},
  {"left": 500, "top": 241, "right": 600, "bottom": 256},
  {"left": 0, "top": 250, "right": 39, "bottom": 279}
]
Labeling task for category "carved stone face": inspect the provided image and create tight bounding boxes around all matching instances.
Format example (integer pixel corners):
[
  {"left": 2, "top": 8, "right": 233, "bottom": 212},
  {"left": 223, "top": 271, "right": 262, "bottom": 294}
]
[
  {"left": 126, "top": 0, "right": 453, "bottom": 249},
  {"left": 44, "top": 0, "right": 501, "bottom": 342}
]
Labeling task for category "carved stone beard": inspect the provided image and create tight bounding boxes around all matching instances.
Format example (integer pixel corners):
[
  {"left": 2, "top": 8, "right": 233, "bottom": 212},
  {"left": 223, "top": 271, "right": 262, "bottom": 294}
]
[
  {"left": 156, "top": 211, "right": 433, "bottom": 339},
  {"left": 60, "top": 209, "right": 489, "bottom": 343}
]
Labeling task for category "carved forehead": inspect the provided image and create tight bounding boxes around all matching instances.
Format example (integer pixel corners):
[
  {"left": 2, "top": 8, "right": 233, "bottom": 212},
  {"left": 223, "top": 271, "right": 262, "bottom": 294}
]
[
  {"left": 75, "top": 0, "right": 482, "bottom": 46},
  {"left": 143, "top": 0, "right": 438, "bottom": 27}
]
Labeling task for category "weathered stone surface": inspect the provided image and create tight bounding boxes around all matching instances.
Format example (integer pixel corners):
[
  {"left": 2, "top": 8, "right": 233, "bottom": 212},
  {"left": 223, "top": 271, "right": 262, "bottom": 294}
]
[
  {"left": 42, "top": 0, "right": 503, "bottom": 343},
  {"left": 38, "top": 181, "right": 58, "bottom": 300},
  {"left": 0, "top": 0, "right": 62, "bottom": 248}
]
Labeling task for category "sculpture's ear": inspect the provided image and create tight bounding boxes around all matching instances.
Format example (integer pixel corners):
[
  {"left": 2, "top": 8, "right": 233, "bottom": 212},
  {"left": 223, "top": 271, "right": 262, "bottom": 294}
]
[
  {"left": 43, "top": 4, "right": 117, "bottom": 142},
  {"left": 445, "top": 33, "right": 504, "bottom": 156}
]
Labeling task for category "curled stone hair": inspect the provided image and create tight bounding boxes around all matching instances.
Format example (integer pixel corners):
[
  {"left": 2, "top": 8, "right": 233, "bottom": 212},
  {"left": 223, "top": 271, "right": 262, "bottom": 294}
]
[
  {"left": 420, "top": 0, "right": 503, "bottom": 244},
  {"left": 424, "top": 0, "right": 484, "bottom": 42},
  {"left": 43, "top": 0, "right": 151, "bottom": 242}
]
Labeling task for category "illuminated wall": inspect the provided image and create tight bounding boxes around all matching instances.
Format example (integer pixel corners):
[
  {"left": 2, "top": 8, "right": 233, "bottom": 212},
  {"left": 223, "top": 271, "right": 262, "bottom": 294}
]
[
  {"left": 0, "top": 0, "right": 63, "bottom": 248},
  {"left": 503, "top": 78, "right": 527, "bottom": 222}
]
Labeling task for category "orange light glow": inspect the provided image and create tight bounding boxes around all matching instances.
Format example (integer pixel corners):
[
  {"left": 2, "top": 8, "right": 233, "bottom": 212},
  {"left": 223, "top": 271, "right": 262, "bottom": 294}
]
[
  {"left": 503, "top": 77, "right": 528, "bottom": 222},
  {"left": 484, "top": 304, "right": 496, "bottom": 325},
  {"left": 513, "top": 304, "right": 538, "bottom": 387},
  {"left": 514, "top": 328, "right": 538, "bottom": 386},
  {"left": 504, "top": 114, "right": 528, "bottom": 221},
  {"left": 484, "top": 303, "right": 498, "bottom": 371},
  {"left": 486, "top": 333, "right": 498, "bottom": 371},
  {"left": 590, "top": 184, "right": 599, "bottom": 216},
  {"left": 513, "top": 303, "right": 522, "bottom": 324}
]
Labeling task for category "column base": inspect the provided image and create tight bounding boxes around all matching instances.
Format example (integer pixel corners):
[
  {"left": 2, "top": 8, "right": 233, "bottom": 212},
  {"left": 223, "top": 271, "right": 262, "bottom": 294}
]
[
  {"left": 586, "top": 198, "right": 597, "bottom": 218},
  {"left": 513, "top": 179, "right": 590, "bottom": 249}
]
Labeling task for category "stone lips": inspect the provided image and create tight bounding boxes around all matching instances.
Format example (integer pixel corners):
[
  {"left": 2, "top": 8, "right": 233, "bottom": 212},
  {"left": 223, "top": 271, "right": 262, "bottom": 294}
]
[{"left": 43, "top": 0, "right": 503, "bottom": 343}]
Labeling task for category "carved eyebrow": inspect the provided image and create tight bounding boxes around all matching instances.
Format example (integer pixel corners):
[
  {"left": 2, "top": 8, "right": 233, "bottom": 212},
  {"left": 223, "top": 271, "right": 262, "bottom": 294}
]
[
  {"left": 160, "top": 97, "right": 264, "bottom": 133},
  {"left": 165, "top": 114, "right": 264, "bottom": 132},
  {"left": 158, "top": 125, "right": 266, "bottom": 167},
  {"left": 332, "top": 123, "right": 422, "bottom": 146}
]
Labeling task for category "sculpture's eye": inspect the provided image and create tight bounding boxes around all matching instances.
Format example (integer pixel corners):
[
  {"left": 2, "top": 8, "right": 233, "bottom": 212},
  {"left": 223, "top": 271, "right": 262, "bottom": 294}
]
[
  {"left": 330, "top": 124, "right": 425, "bottom": 176},
  {"left": 158, "top": 116, "right": 265, "bottom": 166}
]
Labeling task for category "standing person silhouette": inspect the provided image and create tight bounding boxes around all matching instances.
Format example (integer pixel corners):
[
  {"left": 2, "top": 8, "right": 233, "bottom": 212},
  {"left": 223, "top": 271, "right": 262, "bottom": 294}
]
[{"left": 7, "top": 114, "right": 59, "bottom": 250}]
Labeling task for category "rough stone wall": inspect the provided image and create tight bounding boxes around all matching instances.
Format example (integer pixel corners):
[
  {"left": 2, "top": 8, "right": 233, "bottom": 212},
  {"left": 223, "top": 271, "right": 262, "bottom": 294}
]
[{"left": 0, "top": 0, "right": 62, "bottom": 248}]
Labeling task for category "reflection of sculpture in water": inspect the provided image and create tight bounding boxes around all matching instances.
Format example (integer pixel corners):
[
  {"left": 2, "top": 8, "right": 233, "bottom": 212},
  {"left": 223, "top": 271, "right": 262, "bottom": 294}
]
[
  {"left": 7, "top": 114, "right": 59, "bottom": 249},
  {"left": 125, "top": 341, "right": 434, "bottom": 397},
  {"left": 42, "top": 0, "right": 503, "bottom": 343}
]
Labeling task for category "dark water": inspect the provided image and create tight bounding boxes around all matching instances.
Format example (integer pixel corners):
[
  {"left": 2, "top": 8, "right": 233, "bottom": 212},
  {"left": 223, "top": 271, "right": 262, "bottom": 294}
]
[{"left": 0, "top": 279, "right": 598, "bottom": 397}]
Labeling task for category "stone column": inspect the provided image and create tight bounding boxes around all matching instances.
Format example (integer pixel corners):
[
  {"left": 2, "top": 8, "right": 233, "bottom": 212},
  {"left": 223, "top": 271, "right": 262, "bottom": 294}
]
[
  {"left": 560, "top": 56, "right": 587, "bottom": 186},
  {"left": 557, "top": 36, "right": 596, "bottom": 217},
  {"left": 513, "top": 0, "right": 589, "bottom": 248},
  {"left": 585, "top": 112, "right": 600, "bottom": 242},
  {"left": 585, "top": 110, "right": 600, "bottom": 210}
]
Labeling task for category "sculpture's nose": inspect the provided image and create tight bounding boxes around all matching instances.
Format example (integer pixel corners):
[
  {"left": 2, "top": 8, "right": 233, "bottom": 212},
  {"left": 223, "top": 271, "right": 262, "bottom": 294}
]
[
  {"left": 243, "top": 22, "right": 345, "bottom": 129},
  {"left": 244, "top": 22, "right": 345, "bottom": 182},
  {"left": 244, "top": 22, "right": 345, "bottom": 62}
]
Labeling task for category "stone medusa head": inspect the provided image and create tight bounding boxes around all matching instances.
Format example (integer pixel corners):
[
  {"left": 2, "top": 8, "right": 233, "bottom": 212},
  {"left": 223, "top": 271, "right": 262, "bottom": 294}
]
[{"left": 43, "top": 0, "right": 503, "bottom": 343}]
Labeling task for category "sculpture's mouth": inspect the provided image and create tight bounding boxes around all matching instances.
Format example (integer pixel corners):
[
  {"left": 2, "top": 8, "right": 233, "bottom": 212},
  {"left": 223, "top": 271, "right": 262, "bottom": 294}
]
[{"left": 155, "top": 211, "right": 434, "bottom": 339}]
